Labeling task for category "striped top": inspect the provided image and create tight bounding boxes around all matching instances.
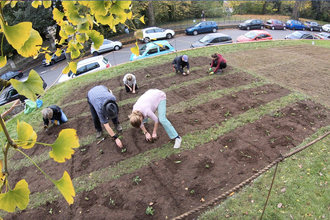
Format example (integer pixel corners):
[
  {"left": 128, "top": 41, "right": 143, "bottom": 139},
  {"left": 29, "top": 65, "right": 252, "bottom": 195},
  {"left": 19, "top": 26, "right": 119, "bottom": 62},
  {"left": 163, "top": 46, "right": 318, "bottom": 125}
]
[{"left": 87, "top": 85, "right": 116, "bottom": 124}]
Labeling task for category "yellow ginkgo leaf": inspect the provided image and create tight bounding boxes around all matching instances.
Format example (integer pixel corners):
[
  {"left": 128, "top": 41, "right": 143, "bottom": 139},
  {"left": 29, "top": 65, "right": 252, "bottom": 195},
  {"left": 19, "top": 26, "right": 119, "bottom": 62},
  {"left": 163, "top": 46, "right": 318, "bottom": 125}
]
[
  {"left": 140, "top": 15, "right": 145, "bottom": 24},
  {"left": 64, "top": 24, "right": 75, "bottom": 36},
  {"left": 17, "top": 29, "right": 42, "bottom": 57},
  {"left": 68, "top": 11, "right": 87, "bottom": 26},
  {"left": 1, "top": 20, "right": 32, "bottom": 50},
  {"left": 71, "top": 50, "right": 80, "bottom": 60},
  {"left": 55, "top": 49, "right": 63, "bottom": 57},
  {"left": 0, "top": 56, "right": 7, "bottom": 67},
  {"left": 0, "top": 160, "right": 3, "bottom": 181},
  {"left": 76, "top": 34, "right": 86, "bottom": 43},
  {"left": 86, "top": 30, "right": 104, "bottom": 50},
  {"left": 53, "top": 8, "right": 65, "bottom": 23},
  {"left": 69, "top": 61, "right": 78, "bottom": 74},
  {"left": 62, "top": 65, "right": 70, "bottom": 74},
  {"left": 31, "top": 1, "right": 42, "bottom": 8},
  {"left": 52, "top": 171, "right": 75, "bottom": 205},
  {"left": 134, "top": 29, "right": 143, "bottom": 39},
  {"left": 0, "top": 179, "right": 30, "bottom": 212},
  {"left": 16, "top": 120, "right": 37, "bottom": 149},
  {"left": 10, "top": 70, "right": 45, "bottom": 102},
  {"left": 86, "top": 14, "right": 94, "bottom": 30},
  {"left": 130, "top": 42, "right": 139, "bottom": 56},
  {"left": 95, "top": 13, "right": 113, "bottom": 26},
  {"left": 89, "top": 1, "right": 107, "bottom": 16},
  {"left": 77, "top": 22, "right": 89, "bottom": 33},
  {"left": 42, "top": 1, "right": 52, "bottom": 8},
  {"left": 49, "top": 129, "right": 79, "bottom": 163},
  {"left": 109, "top": 1, "right": 131, "bottom": 14},
  {"left": 45, "top": 53, "right": 52, "bottom": 64}
]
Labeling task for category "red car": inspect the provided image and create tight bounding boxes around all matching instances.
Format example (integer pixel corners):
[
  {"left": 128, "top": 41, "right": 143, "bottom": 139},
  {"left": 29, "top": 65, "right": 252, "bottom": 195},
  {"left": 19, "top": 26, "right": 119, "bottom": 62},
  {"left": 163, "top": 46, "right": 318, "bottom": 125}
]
[{"left": 236, "top": 30, "right": 273, "bottom": 43}]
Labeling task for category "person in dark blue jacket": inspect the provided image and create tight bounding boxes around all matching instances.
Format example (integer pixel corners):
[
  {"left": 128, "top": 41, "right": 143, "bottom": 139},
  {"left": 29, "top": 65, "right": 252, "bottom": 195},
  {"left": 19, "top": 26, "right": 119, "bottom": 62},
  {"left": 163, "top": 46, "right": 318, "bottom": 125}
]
[
  {"left": 172, "top": 55, "right": 190, "bottom": 76},
  {"left": 42, "top": 105, "right": 67, "bottom": 131}
]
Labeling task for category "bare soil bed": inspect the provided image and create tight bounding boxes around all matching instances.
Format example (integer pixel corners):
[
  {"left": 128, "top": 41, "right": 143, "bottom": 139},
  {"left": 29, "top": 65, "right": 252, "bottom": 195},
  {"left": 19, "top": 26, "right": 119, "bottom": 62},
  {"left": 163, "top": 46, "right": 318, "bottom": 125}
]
[{"left": 5, "top": 45, "right": 330, "bottom": 219}]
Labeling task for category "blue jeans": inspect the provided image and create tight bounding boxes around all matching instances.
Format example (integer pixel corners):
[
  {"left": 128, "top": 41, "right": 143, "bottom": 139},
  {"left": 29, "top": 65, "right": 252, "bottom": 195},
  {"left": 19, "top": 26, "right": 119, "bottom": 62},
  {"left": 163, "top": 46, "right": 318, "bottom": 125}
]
[
  {"left": 158, "top": 100, "right": 178, "bottom": 139},
  {"left": 51, "top": 110, "right": 68, "bottom": 125}
]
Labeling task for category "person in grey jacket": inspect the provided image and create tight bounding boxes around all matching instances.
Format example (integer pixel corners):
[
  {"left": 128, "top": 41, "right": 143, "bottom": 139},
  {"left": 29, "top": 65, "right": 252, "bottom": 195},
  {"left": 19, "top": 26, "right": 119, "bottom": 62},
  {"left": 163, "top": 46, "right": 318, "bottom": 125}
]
[
  {"left": 172, "top": 55, "right": 190, "bottom": 76},
  {"left": 123, "top": 73, "right": 138, "bottom": 93}
]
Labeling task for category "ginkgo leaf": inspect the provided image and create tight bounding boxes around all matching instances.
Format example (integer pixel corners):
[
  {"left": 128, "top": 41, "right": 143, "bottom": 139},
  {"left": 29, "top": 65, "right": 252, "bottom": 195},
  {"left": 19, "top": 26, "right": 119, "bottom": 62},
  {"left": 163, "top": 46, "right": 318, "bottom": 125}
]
[
  {"left": 86, "top": 14, "right": 94, "bottom": 30},
  {"left": 95, "top": 13, "right": 113, "bottom": 25},
  {"left": 10, "top": 1, "right": 17, "bottom": 7},
  {"left": 16, "top": 120, "right": 37, "bottom": 149},
  {"left": 55, "top": 49, "right": 63, "bottom": 57},
  {"left": 0, "top": 160, "right": 3, "bottom": 181},
  {"left": 68, "top": 11, "right": 87, "bottom": 26},
  {"left": 0, "top": 56, "right": 7, "bottom": 67},
  {"left": 0, "top": 118, "right": 4, "bottom": 133},
  {"left": 131, "top": 42, "right": 139, "bottom": 56},
  {"left": 140, "top": 15, "right": 145, "bottom": 24},
  {"left": 52, "top": 171, "right": 75, "bottom": 205},
  {"left": 49, "top": 129, "right": 79, "bottom": 163},
  {"left": 64, "top": 24, "right": 75, "bottom": 35},
  {"left": 43, "top": 1, "right": 52, "bottom": 8},
  {"left": 1, "top": 21, "right": 32, "bottom": 50},
  {"left": 45, "top": 53, "right": 52, "bottom": 64},
  {"left": 109, "top": 1, "right": 131, "bottom": 14},
  {"left": 77, "top": 22, "right": 90, "bottom": 33},
  {"left": 59, "top": 29, "right": 68, "bottom": 39},
  {"left": 0, "top": 179, "right": 30, "bottom": 212},
  {"left": 134, "top": 29, "right": 143, "bottom": 39},
  {"left": 71, "top": 50, "right": 80, "bottom": 60},
  {"left": 116, "top": 11, "right": 129, "bottom": 23},
  {"left": 10, "top": 70, "right": 44, "bottom": 102},
  {"left": 17, "top": 29, "right": 42, "bottom": 57},
  {"left": 62, "top": 1, "right": 76, "bottom": 13},
  {"left": 53, "top": 8, "right": 65, "bottom": 23},
  {"left": 31, "top": 1, "right": 42, "bottom": 8},
  {"left": 86, "top": 30, "right": 104, "bottom": 50},
  {"left": 89, "top": 1, "right": 107, "bottom": 16},
  {"left": 62, "top": 65, "right": 70, "bottom": 74},
  {"left": 76, "top": 34, "right": 87, "bottom": 43}
]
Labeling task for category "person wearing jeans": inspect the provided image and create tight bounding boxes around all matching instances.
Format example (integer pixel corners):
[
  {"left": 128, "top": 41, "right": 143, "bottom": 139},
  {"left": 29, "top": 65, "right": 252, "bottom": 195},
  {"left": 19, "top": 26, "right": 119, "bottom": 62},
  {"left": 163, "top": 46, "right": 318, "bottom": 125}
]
[
  {"left": 42, "top": 105, "right": 67, "bottom": 131},
  {"left": 87, "top": 85, "right": 123, "bottom": 148},
  {"left": 129, "top": 89, "right": 182, "bottom": 149}
]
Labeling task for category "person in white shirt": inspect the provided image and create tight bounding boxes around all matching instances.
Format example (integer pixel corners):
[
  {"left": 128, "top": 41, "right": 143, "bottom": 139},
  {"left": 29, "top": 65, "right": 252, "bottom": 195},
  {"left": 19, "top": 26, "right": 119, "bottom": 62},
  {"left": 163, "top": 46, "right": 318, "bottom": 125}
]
[{"left": 123, "top": 73, "right": 138, "bottom": 94}]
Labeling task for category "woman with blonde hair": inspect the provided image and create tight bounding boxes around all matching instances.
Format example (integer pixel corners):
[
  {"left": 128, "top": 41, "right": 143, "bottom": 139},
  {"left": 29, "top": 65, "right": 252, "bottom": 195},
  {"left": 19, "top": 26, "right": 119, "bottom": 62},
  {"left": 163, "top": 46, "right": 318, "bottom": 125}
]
[
  {"left": 129, "top": 89, "right": 181, "bottom": 149},
  {"left": 123, "top": 73, "right": 138, "bottom": 93},
  {"left": 42, "top": 105, "right": 67, "bottom": 131}
]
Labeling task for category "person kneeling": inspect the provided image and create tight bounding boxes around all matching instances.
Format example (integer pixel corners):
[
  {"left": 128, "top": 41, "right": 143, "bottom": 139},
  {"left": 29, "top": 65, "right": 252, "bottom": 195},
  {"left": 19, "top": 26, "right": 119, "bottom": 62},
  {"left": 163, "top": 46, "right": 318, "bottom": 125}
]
[
  {"left": 209, "top": 53, "right": 227, "bottom": 75},
  {"left": 42, "top": 105, "right": 68, "bottom": 132}
]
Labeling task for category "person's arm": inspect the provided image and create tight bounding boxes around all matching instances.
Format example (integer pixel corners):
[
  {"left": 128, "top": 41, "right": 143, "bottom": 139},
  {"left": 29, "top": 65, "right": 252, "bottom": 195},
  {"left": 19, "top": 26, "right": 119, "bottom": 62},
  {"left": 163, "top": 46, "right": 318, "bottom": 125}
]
[
  {"left": 43, "top": 117, "right": 49, "bottom": 126},
  {"left": 104, "top": 123, "right": 123, "bottom": 148},
  {"left": 187, "top": 61, "right": 190, "bottom": 74},
  {"left": 132, "top": 84, "right": 136, "bottom": 93},
  {"left": 214, "top": 58, "right": 221, "bottom": 72},
  {"left": 140, "top": 125, "right": 152, "bottom": 141},
  {"left": 152, "top": 122, "right": 159, "bottom": 139}
]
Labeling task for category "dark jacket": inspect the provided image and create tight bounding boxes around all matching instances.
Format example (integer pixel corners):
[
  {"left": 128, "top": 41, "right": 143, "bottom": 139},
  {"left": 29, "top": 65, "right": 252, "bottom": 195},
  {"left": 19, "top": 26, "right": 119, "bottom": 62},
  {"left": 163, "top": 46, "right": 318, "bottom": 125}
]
[
  {"left": 172, "top": 56, "right": 190, "bottom": 73},
  {"left": 43, "top": 105, "right": 62, "bottom": 126},
  {"left": 211, "top": 54, "right": 227, "bottom": 72}
]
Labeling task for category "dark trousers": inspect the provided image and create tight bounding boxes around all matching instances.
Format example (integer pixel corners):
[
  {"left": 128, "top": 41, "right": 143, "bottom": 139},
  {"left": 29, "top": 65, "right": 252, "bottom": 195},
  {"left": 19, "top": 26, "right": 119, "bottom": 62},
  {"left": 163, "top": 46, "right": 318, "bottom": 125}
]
[
  {"left": 211, "top": 61, "right": 227, "bottom": 70},
  {"left": 88, "top": 101, "right": 118, "bottom": 132},
  {"left": 125, "top": 84, "right": 138, "bottom": 93},
  {"left": 173, "top": 63, "right": 188, "bottom": 72}
]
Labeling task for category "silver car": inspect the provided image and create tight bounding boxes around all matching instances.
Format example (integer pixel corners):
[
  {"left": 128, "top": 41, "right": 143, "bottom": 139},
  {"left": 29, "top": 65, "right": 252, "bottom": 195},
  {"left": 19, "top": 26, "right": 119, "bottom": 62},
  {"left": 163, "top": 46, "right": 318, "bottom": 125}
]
[{"left": 90, "top": 39, "right": 122, "bottom": 56}]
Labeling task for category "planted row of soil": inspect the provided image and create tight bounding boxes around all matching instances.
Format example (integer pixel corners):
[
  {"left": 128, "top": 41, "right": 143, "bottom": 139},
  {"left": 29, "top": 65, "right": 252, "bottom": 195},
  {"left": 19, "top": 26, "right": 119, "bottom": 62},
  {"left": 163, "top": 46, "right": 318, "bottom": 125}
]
[
  {"left": 6, "top": 99, "right": 330, "bottom": 220},
  {"left": 9, "top": 83, "right": 290, "bottom": 194}
]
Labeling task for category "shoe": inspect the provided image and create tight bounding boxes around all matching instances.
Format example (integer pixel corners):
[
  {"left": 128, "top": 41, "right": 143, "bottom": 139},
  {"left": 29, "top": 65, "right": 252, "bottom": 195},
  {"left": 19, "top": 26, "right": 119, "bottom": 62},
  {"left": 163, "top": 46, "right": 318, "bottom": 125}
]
[
  {"left": 115, "top": 123, "right": 122, "bottom": 132},
  {"left": 216, "top": 69, "right": 223, "bottom": 74},
  {"left": 175, "top": 69, "right": 179, "bottom": 74},
  {"left": 174, "top": 136, "right": 182, "bottom": 149},
  {"left": 96, "top": 131, "right": 103, "bottom": 138},
  {"left": 209, "top": 72, "right": 214, "bottom": 75}
]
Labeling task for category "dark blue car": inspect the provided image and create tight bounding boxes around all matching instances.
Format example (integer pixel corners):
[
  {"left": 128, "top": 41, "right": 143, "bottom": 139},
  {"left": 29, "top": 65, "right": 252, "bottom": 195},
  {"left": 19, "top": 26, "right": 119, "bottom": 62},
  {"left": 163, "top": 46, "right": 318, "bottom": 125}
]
[
  {"left": 285, "top": 20, "right": 306, "bottom": 30},
  {"left": 284, "top": 31, "right": 313, "bottom": 40},
  {"left": 185, "top": 21, "right": 218, "bottom": 35}
]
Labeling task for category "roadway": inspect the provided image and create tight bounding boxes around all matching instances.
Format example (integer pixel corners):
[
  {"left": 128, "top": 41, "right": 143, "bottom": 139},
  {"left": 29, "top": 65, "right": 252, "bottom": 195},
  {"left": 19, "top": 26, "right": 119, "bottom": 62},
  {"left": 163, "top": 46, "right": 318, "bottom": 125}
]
[{"left": 31, "top": 28, "right": 302, "bottom": 88}]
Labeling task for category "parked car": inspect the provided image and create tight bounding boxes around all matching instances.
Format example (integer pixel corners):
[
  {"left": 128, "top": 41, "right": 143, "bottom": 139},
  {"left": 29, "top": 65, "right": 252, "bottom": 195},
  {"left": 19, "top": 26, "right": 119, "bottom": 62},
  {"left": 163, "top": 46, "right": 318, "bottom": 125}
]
[
  {"left": 284, "top": 31, "right": 313, "bottom": 39},
  {"left": 58, "top": 56, "right": 111, "bottom": 83},
  {"left": 265, "top": 19, "right": 286, "bottom": 30},
  {"left": 42, "top": 51, "right": 66, "bottom": 66},
  {"left": 129, "top": 40, "right": 175, "bottom": 61},
  {"left": 236, "top": 30, "right": 273, "bottom": 43},
  {"left": 190, "top": 33, "right": 232, "bottom": 48},
  {"left": 140, "top": 27, "right": 175, "bottom": 43},
  {"left": 304, "top": 21, "right": 322, "bottom": 32},
  {"left": 91, "top": 39, "right": 122, "bottom": 56},
  {"left": 238, "top": 19, "right": 264, "bottom": 30},
  {"left": 314, "top": 32, "right": 330, "bottom": 40},
  {"left": 1, "top": 70, "right": 23, "bottom": 81},
  {"left": 322, "top": 24, "right": 330, "bottom": 32},
  {"left": 185, "top": 21, "right": 218, "bottom": 35},
  {"left": 0, "top": 75, "right": 47, "bottom": 106},
  {"left": 285, "top": 20, "right": 306, "bottom": 30}
]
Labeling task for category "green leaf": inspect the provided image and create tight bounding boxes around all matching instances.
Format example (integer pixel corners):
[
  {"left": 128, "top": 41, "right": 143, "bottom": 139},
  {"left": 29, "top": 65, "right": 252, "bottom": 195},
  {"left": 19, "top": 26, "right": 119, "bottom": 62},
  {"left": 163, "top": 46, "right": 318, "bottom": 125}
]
[
  {"left": 86, "top": 30, "right": 104, "bottom": 50},
  {"left": 174, "top": 161, "right": 182, "bottom": 163},
  {"left": 77, "top": 22, "right": 90, "bottom": 33},
  {"left": 53, "top": 8, "right": 65, "bottom": 23},
  {"left": 1, "top": 20, "right": 32, "bottom": 50},
  {"left": 89, "top": 1, "right": 107, "bottom": 16},
  {"left": 17, "top": 29, "right": 42, "bottom": 57},
  {"left": 16, "top": 120, "right": 37, "bottom": 149},
  {"left": 68, "top": 11, "right": 87, "bottom": 26},
  {"left": 0, "top": 179, "right": 30, "bottom": 212},
  {"left": 64, "top": 24, "right": 75, "bottom": 36},
  {"left": 76, "top": 34, "right": 87, "bottom": 43},
  {"left": 52, "top": 171, "right": 75, "bottom": 205},
  {"left": 62, "top": 65, "right": 70, "bottom": 74},
  {"left": 10, "top": 70, "right": 44, "bottom": 102},
  {"left": 71, "top": 50, "right": 80, "bottom": 60},
  {"left": 69, "top": 61, "right": 77, "bottom": 74},
  {"left": 109, "top": 1, "right": 131, "bottom": 14},
  {"left": 130, "top": 42, "right": 139, "bottom": 56},
  {"left": 49, "top": 129, "right": 79, "bottom": 163},
  {"left": 0, "top": 56, "right": 7, "bottom": 67}
]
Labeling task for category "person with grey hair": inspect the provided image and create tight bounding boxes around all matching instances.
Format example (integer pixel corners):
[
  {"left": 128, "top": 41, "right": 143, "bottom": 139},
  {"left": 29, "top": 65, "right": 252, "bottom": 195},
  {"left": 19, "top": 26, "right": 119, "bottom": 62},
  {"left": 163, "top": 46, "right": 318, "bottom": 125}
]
[
  {"left": 42, "top": 105, "right": 68, "bottom": 131},
  {"left": 123, "top": 73, "right": 138, "bottom": 93}
]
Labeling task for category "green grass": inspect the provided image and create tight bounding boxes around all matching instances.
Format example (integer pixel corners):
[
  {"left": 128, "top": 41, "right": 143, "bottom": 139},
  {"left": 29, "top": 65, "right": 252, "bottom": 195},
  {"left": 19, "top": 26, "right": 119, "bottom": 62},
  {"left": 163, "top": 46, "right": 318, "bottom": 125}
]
[{"left": 1, "top": 40, "right": 329, "bottom": 218}]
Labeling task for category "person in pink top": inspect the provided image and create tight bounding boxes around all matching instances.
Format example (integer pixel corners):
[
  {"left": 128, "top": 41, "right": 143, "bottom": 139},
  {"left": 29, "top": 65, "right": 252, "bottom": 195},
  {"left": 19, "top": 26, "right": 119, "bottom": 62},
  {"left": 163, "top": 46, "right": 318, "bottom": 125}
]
[
  {"left": 129, "top": 89, "right": 182, "bottom": 149},
  {"left": 209, "top": 53, "right": 227, "bottom": 74}
]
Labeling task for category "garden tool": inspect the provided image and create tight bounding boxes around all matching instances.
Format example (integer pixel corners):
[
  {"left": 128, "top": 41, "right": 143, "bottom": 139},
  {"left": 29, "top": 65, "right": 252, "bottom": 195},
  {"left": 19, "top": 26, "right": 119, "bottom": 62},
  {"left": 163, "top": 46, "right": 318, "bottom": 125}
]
[{"left": 97, "top": 137, "right": 105, "bottom": 145}]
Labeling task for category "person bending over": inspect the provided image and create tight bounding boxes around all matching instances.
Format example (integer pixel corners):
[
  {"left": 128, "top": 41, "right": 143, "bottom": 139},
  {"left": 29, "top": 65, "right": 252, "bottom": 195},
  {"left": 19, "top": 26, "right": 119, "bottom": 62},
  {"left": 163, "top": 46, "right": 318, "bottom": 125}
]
[
  {"left": 42, "top": 105, "right": 67, "bottom": 132},
  {"left": 172, "top": 55, "right": 190, "bottom": 76},
  {"left": 209, "top": 53, "right": 227, "bottom": 74},
  {"left": 123, "top": 73, "right": 138, "bottom": 94}
]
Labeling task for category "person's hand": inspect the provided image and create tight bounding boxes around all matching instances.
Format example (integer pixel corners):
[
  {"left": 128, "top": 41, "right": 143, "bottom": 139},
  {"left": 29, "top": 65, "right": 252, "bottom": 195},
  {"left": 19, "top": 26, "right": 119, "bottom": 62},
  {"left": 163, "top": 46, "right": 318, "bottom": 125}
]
[
  {"left": 152, "top": 132, "right": 157, "bottom": 140},
  {"left": 209, "top": 67, "right": 212, "bottom": 71},
  {"left": 183, "top": 72, "right": 186, "bottom": 76},
  {"left": 132, "top": 90, "right": 136, "bottom": 94},
  {"left": 115, "top": 138, "right": 123, "bottom": 148},
  {"left": 145, "top": 132, "right": 152, "bottom": 141},
  {"left": 129, "top": 87, "right": 132, "bottom": 92},
  {"left": 187, "top": 70, "right": 190, "bottom": 74}
]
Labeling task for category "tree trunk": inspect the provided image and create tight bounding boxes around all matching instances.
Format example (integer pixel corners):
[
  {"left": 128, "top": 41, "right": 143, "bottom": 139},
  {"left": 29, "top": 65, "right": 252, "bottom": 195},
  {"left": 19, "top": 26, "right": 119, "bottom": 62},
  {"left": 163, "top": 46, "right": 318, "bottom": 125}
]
[
  {"left": 147, "top": 1, "right": 155, "bottom": 26},
  {"left": 292, "top": 1, "right": 301, "bottom": 20},
  {"left": 262, "top": 1, "right": 267, "bottom": 15}
]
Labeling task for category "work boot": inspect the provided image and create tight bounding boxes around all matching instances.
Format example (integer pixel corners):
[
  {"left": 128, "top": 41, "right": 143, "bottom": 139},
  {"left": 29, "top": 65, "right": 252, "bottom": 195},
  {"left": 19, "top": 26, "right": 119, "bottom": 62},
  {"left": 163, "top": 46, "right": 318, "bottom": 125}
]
[
  {"left": 96, "top": 131, "right": 103, "bottom": 138},
  {"left": 114, "top": 123, "right": 122, "bottom": 132}
]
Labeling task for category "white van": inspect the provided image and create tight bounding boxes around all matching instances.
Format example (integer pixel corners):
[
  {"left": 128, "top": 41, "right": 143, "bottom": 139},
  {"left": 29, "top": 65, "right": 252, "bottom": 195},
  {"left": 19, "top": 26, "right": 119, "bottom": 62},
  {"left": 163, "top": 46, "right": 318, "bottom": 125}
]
[{"left": 58, "top": 56, "right": 111, "bottom": 83}]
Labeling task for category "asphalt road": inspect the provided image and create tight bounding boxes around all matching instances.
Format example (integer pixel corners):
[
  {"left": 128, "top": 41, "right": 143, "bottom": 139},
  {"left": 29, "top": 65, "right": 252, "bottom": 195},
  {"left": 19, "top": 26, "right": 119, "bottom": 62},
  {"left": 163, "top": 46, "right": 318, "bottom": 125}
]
[{"left": 30, "top": 28, "right": 307, "bottom": 88}]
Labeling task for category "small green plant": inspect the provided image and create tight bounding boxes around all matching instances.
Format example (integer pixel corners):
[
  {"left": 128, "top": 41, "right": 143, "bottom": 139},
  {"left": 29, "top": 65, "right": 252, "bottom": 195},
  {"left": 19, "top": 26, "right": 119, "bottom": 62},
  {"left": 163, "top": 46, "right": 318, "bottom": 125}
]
[
  {"left": 80, "top": 148, "right": 86, "bottom": 152},
  {"left": 306, "top": 107, "right": 309, "bottom": 110},
  {"left": 242, "top": 107, "right": 245, "bottom": 110},
  {"left": 277, "top": 125, "right": 280, "bottom": 128},
  {"left": 253, "top": 91, "right": 259, "bottom": 95},
  {"left": 240, "top": 151, "right": 251, "bottom": 158},
  {"left": 205, "top": 164, "right": 210, "bottom": 168},
  {"left": 174, "top": 161, "right": 182, "bottom": 163},
  {"left": 265, "top": 130, "right": 270, "bottom": 136},
  {"left": 172, "top": 81, "right": 176, "bottom": 84},
  {"left": 109, "top": 198, "right": 115, "bottom": 206},
  {"left": 224, "top": 111, "right": 231, "bottom": 117},
  {"left": 269, "top": 138, "right": 276, "bottom": 142},
  {"left": 145, "top": 74, "right": 151, "bottom": 77},
  {"left": 273, "top": 111, "right": 284, "bottom": 117},
  {"left": 291, "top": 127, "right": 294, "bottom": 130},
  {"left": 190, "top": 190, "right": 195, "bottom": 194},
  {"left": 146, "top": 206, "right": 155, "bottom": 215},
  {"left": 286, "top": 136, "right": 291, "bottom": 140},
  {"left": 121, "top": 148, "right": 127, "bottom": 153},
  {"left": 232, "top": 94, "right": 236, "bottom": 98},
  {"left": 195, "top": 119, "right": 198, "bottom": 122},
  {"left": 133, "top": 176, "right": 142, "bottom": 185},
  {"left": 85, "top": 197, "right": 89, "bottom": 201},
  {"left": 310, "top": 122, "right": 314, "bottom": 125},
  {"left": 49, "top": 208, "right": 53, "bottom": 215},
  {"left": 229, "top": 139, "right": 232, "bottom": 142}
]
